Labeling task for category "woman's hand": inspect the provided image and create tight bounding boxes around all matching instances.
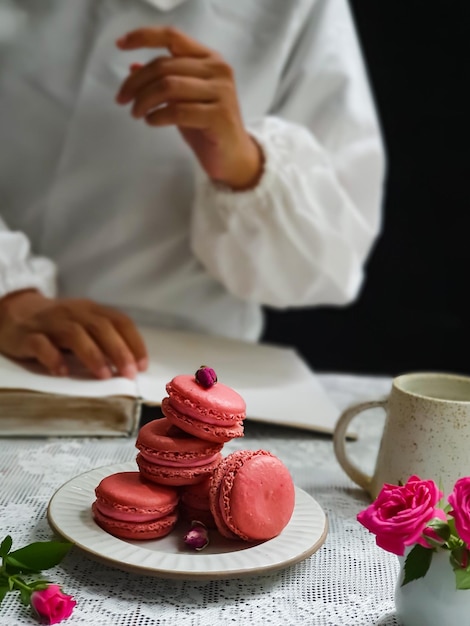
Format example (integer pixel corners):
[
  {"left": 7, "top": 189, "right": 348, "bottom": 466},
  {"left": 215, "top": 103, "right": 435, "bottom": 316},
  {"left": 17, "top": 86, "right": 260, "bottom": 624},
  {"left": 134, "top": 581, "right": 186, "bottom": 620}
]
[
  {"left": 0, "top": 290, "right": 148, "bottom": 379},
  {"left": 115, "top": 26, "right": 263, "bottom": 190}
]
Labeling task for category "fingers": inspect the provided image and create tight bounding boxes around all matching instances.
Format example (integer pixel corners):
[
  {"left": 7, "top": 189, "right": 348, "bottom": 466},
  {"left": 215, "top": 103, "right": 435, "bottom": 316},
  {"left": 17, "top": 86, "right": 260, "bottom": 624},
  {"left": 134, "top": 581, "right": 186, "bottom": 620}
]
[
  {"left": 21, "top": 333, "right": 69, "bottom": 377},
  {"left": 100, "top": 308, "right": 149, "bottom": 373},
  {"left": 114, "top": 29, "right": 236, "bottom": 133},
  {"left": 81, "top": 318, "right": 139, "bottom": 380},
  {"left": 116, "top": 56, "right": 215, "bottom": 105},
  {"left": 49, "top": 309, "right": 148, "bottom": 380},
  {"left": 50, "top": 322, "right": 114, "bottom": 380},
  {"left": 113, "top": 27, "right": 255, "bottom": 187},
  {"left": 145, "top": 101, "right": 218, "bottom": 128},
  {"left": 131, "top": 77, "right": 216, "bottom": 118},
  {"left": 116, "top": 26, "right": 210, "bottom": 57},
  {"left": 0, "top": 292, "right": 148, "bottom": 380}
]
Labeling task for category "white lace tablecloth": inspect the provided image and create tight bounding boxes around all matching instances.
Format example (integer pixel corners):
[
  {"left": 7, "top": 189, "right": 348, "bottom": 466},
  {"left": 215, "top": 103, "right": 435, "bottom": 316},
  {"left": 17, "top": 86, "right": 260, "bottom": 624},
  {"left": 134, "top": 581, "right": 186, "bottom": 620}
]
[{"left": 0, "top": 373, "right": 402, "bottom": 626}]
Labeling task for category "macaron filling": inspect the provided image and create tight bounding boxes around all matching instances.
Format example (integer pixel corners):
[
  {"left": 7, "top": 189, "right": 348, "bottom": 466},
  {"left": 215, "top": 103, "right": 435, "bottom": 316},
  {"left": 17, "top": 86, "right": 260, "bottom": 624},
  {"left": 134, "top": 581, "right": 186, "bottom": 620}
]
[
  {"left": 165, "top": 393, "right": 243, "bottom": 426},
  {"left": 94, "top": 498, "right": 176, "bottom": 523},
  {"left": 136, "top": 452, "right": 222, "bottom": 486},
  {"left": 137, "top": 448, "right": 221, "bottom": 468},
  {"left": 92, "top": 503, "right": 178, "bottom": 540},
  {"left": 163, "top": 404, "right": 244, "bottom": 443}
]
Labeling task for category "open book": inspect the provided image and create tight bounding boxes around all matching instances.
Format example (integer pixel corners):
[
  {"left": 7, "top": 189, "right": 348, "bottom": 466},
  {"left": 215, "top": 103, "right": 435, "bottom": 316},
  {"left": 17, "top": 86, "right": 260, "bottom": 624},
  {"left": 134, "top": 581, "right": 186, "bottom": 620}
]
[{"left": 0, "top": 327, "right": 340, "bottom": 437}]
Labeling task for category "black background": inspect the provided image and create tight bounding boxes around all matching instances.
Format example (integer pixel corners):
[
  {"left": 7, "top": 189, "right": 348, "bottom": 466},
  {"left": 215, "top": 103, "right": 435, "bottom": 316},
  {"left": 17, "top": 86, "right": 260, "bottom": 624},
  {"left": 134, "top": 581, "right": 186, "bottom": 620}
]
[{"left": 262, "top": 1, "right": 469, "bottom": 376}]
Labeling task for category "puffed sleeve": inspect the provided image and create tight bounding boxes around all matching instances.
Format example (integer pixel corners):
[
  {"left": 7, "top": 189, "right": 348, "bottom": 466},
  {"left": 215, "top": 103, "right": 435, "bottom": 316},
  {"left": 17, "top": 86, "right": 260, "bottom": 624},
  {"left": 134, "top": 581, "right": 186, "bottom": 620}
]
[
  {"left": 0, "top": 216, "right": 57, "bottom": 299},
  {"left": 190, "top": 0, "right": 386, "bottom": 308}
]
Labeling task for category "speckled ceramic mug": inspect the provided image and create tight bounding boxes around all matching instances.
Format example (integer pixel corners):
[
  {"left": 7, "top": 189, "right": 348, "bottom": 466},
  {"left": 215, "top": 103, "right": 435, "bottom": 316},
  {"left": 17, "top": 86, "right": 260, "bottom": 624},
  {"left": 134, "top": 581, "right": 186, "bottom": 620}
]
[{"left": 333, "top": 372, "right": 470, "bottom": 499}]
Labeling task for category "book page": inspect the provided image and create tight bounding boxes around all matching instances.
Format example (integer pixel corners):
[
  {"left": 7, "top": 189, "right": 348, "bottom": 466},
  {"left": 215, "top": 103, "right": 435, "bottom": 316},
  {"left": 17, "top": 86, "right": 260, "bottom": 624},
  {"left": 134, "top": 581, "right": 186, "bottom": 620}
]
[
  {"left": 0, "top": 353, "right": 137, "bottom": 398},
  {"left": 0, "top": 326, "right": 340, "bottom": 434}
]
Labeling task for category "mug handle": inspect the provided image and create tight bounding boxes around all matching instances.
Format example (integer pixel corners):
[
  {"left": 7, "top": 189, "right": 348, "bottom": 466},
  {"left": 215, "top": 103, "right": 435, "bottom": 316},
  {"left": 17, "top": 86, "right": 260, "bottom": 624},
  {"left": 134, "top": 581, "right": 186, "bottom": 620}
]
[{"left": 333, "top": 400, "right": 387, "bottom": 492}]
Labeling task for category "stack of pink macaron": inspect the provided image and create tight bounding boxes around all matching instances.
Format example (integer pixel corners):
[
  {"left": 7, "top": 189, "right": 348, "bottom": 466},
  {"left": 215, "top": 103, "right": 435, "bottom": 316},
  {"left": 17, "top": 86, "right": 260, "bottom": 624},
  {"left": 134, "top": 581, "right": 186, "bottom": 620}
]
[
  {"left": 134, "top": 365, "right": 248, "bottom": 529},
  {"left": 92, "top": 366, "right": 296, "bottom": 544}
]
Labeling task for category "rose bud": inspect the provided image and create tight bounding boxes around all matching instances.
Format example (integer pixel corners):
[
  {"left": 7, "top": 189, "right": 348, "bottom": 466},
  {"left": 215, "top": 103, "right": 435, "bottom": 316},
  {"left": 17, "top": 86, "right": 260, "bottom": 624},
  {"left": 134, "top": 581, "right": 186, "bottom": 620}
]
[
  {"left": 30, "top": 584, "right": 76, "bottom": 625},
  {"left": 195, "top": 366, "right": 217, "bottom": 389},
  {"left": 184, "top": 521, "right": 209, "bottom": 551}
]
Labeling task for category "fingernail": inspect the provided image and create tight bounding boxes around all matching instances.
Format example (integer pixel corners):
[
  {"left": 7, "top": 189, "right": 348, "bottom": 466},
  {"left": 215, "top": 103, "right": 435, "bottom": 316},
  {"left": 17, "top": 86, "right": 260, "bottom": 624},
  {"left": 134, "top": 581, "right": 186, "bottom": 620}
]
[
  {"left": 98, "top": 366, "right": 112, "bottom": 380},
  {"left": 137, "top": 358, "right": 148, "bottom": 372},
  {"left": 115, "top": 92, "right": 129, "bottom": 104},
  {"left": 122, "top": 364, "right": 138, "bottom": 380},
  {"left": 55, "top": 365, "right": 68, "bottom": 377}
]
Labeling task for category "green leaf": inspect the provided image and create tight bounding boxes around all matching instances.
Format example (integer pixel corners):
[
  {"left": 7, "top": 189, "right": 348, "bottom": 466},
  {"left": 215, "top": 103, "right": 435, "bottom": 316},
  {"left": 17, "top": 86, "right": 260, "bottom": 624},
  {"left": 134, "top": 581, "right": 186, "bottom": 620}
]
[
  {"left": 0, "top": 586, "right": 9, "bottom": 605},
  {"left": 0, "top": 536, "right": 12, "bottom": 558},
  {"left": 4, "top": 556, "right": 40, "bottom": 574},
  {"left": 402, "top": 545, "right": 434, "bottom": 586},
  {"left": 450, "top": 546, "right": 470, "bottom": 570},
  {"left": 6, "top": 541, "right": 73, "bottom": 573},
  {"left": 455, "top": 567, "right": 470, "bottom": 590}
]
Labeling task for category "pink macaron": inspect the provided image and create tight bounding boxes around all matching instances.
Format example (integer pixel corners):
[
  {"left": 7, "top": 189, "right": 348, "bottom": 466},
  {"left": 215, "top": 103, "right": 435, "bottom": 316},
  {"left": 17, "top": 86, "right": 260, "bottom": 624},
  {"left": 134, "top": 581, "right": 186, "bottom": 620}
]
[
  {"left": 209, "top": 450, "right": 296, "bottom": 541},
  {"left": 92, "top": 471, "right": 179, "bottom": 540},
  {"left": 163, "top": 372, "right": 246, "bottom": 443},
  {"left": 179, "top": 476, "right": 216, "bottom": 528},
  {"left": 136, "top": 417, "right": 223, "bottom": 486}
]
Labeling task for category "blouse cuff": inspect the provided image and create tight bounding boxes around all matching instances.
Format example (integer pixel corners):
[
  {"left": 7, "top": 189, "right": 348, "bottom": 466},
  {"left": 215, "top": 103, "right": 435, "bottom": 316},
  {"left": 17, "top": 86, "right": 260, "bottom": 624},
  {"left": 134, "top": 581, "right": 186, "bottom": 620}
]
[
  {"left": 193, "top": 115, "right": 329, "bottom": 217},
  {"left": 0, "top": 233, "right": 57, "bottom": 299}
]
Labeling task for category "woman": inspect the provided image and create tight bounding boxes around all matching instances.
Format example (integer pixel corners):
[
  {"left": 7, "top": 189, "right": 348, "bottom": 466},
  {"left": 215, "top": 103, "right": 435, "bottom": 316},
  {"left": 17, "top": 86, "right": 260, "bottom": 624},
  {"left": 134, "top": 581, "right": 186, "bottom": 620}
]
[{"left": 0, "top": 0, "right": 385, "bottom": 379}]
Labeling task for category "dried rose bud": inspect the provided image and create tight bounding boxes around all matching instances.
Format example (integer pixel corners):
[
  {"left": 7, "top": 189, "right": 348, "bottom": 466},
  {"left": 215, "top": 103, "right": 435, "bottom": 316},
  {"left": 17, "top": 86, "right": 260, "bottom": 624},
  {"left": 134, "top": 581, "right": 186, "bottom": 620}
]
[
  {"left": 184, "top": 521, "right": 209, "bottom": 551},
  {"left": 195, "top": 366, "right": 217, "bottom": 389}
]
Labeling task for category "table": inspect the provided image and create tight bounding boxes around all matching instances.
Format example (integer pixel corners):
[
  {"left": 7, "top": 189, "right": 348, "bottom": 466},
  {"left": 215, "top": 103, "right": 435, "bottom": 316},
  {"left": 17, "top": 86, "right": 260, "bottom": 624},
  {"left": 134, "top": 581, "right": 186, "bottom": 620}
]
[{"left": 0, "top": 373, "right": 401, "bottom": 626}]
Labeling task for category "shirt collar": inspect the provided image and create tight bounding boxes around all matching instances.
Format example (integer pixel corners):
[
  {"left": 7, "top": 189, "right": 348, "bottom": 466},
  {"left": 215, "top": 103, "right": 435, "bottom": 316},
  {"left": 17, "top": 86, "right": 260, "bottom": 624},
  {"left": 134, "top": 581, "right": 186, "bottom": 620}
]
[{"left": 140, "top": 0, "right": 190, "bottom": 11}]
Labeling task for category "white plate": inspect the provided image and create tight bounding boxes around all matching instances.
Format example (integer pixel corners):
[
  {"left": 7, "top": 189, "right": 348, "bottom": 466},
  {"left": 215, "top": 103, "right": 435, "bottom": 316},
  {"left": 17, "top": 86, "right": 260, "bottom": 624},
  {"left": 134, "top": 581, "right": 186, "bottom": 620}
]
[{"left": 47, "top": 462, "right": 328, "bottom": 580}]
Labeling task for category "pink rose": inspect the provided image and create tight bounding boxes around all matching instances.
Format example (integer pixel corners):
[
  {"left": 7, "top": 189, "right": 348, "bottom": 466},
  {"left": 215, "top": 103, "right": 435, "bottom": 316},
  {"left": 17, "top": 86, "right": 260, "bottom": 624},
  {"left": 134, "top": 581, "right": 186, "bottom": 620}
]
[
  {"left": 30, "top": 584, "right": 76, "bottom": 625},
  {"left": 357, "top": 475, "right": 443, "bottom": 556},
  {"left": 448, "top": 476, "right": 470, "bottom": 545}
]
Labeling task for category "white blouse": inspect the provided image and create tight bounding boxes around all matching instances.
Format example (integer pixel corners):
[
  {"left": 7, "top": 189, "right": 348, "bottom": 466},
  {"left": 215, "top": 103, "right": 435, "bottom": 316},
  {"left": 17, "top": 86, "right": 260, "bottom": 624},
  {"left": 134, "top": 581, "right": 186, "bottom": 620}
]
[{"left": 0, "top": 0, "right": 385, "bottom": 341}]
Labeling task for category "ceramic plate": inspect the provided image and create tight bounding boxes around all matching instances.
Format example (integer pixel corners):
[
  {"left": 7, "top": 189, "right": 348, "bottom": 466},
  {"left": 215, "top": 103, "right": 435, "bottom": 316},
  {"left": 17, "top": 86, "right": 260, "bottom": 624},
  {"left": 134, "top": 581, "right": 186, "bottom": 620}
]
[{"left": 47, "top": 462, "right": 328, "bottom": 580}]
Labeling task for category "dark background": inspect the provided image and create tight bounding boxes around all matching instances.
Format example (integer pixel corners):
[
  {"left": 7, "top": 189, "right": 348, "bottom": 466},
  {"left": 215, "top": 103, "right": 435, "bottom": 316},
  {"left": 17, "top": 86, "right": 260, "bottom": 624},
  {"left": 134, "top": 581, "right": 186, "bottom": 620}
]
[{"left": 262, "top": 1, "right": 469, "bottom": 376}]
